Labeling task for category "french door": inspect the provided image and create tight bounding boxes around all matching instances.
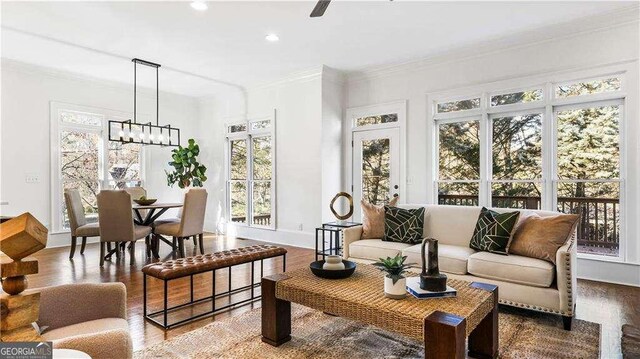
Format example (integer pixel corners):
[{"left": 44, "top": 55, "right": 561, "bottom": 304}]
[{"left": 352, "top": 128, "right": 401, "bottom": 221}]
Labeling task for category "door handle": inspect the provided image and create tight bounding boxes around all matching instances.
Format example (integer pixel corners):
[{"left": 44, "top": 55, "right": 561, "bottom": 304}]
[
  {"left": 394, "top": 185, "right": 399, "bottom": 189},
  {"left": 393, "top": 193, "right": 399, "bottom": 198}
]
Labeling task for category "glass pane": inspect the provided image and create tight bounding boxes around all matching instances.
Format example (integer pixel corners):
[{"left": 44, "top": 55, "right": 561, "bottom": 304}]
[
  {"left": 252, "top": 181, "right": 272, "bottom": 226},
  {"left": 60, "top": 110, "right": 103, "bottom": 126},
  {"left": 228, "top": 124, "right": 247, "bottom": 133},
  {"left": 108, "top": 142, "right": 142, "bottom": 189},
  {"left": 230, "top": 181, "right": 247, "bottom": 224},
  {"left": 62, "top": 181, "right": 99, "bottom": 229},
  {"left": 251, "top": 120, "right": 271, "bottom": 130},
  {"left": 438, "top": 121, "right": 480, "bottom": 180},
  {"left": 355, "top": 113, "right": 398, "bottom": 127},
  {"left": 557, "top": 181, "right": 619, "bottom": 257},
  {"left": 491, "top": 89, "right": 543, "bottom": 106},
  {"left": 557, "top": 105, "right": 619, "bottom": 180},
  {"left": 60, "top": 131, "right": 100, "bottom": 181},
  {"left": 556, "top": 77, "right": 621, "bottom": 98},
  {"left": 437, "top": 98, "right": 480, "bottom": 113},
  {"left": 252, "top": 136, "right": 272, "bottom": 180},
  {"left": 361, "top": 138, "right": 390, "bottom": 206},
  {"left": 492, "top": 114, "right": 542, "bottom": 180},
  {"left": 437, "top": 182, "right": 479, "bottom": 206},
  {"left": 230, "top": 139, "right": 247, "bottom": 180},
  {"left": 491, "top": 182, "right": 542, "bottom": 209}
]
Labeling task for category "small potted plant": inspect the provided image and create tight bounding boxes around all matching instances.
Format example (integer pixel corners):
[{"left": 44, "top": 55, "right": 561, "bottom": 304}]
[{"left": 373, "top": 254, "right": 411, "bottom": 299}]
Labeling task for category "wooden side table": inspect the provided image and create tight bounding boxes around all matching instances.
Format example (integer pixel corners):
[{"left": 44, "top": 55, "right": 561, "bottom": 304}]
[{"left": 315, "top": 221, "right": 361, "bottom": 261}]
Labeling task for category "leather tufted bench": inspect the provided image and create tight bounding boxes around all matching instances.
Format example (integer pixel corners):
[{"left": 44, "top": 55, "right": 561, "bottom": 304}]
[{"left": 142, "top": 244, "right": 287, "bottom": 329}]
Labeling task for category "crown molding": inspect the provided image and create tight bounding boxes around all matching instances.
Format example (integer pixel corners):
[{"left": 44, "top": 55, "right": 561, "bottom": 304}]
[
  {"left": 347, "top": 3, "right": 640, "bottom": 84},
  {"left": 1, "top": 57, "right": 198, "bottom": 102},
  {"left": 246, "top": 66, "right": 324, "bottom": 92}
]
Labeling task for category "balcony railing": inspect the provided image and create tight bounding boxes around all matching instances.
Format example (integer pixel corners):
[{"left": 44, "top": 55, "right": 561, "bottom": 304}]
[
  {"left": 438, "top": 194, "right": 619, "bottom": 252},
  {"left": 231, "top": 214, "right": 271, "bottom": 226}
]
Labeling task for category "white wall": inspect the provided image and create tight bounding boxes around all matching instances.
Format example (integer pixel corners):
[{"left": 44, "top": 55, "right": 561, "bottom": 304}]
[
  {"left": 345, "top": 20, "right": 640, "bottom": 285},
  {"left": 0, "top": 60, "right": 201, "bottom": 247},
  {"left": 202, "top": 70, "right": 323, "bottom": 248}
]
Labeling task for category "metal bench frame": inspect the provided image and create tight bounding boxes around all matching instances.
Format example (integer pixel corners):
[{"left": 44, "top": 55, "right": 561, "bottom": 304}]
[{"left": 143, "top": 252, "right": 286, "bottom": 329}]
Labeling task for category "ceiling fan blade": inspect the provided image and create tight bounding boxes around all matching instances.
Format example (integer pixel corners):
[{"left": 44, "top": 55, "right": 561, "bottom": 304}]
[{"left": 310, "top": 0, "right": 331, "bottom": 17}]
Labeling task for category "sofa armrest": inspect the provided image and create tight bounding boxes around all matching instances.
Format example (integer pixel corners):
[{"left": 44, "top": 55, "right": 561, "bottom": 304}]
[
  {"left": 556, "top": 232, "right": 577, "bottom": 317},
  {"left": 342, "top": 225, "right": 363, "bottom": 259},
  {"left": 38, "top": 283, "right": 127, "bottom": 331},
  {"left": 52, "top": 329, "right": 132, "bottom": 359}
]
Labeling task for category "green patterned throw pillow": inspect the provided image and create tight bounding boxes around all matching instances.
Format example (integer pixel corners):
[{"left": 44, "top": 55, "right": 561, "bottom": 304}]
[
  {"left": 470, "top": 207, "right": 520, "bottom": 254},
  {"left": 383, "top": 206, "right": 425, "bottom": 244}
]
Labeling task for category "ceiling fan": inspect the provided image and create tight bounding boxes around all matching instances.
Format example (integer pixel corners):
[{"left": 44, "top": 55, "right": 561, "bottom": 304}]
[{"left": 310, "top": 0, "right": 331, "bottom": 17}]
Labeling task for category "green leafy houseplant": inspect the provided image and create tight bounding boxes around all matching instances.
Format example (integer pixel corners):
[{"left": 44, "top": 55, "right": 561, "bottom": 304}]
[
  {"left": 372, "top": 254, "right": 411, "bottom": 285},
  {"left": 166, "top": 138, "right": 207, "bottom": 188}
]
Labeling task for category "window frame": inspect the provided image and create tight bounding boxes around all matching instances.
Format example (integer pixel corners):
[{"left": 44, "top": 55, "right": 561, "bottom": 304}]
[
  {"left": 427, "top": 63, "right": 630, "bottom": 262},
  {"left": 224, "top": 112, "right": 277, "bottom": 230},
  {"left": 50, "top": 102, "right": 146, "bottom": 234}
]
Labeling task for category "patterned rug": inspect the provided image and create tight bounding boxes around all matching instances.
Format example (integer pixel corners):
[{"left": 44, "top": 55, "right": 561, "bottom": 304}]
[{"left": 135, "top": 305, "right": 600, "bottom": 358}]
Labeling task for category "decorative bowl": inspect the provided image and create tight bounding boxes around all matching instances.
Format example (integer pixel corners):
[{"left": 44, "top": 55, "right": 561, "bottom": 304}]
[
  {"left": 133, "top": 198, "right": 157, "bottom": 206},
  {"left": 309, "top": 260, "right": 356, "bottom": 279}
]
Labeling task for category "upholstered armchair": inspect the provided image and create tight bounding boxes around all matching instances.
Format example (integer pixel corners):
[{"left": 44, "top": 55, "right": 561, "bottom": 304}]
[
  {"left": 64, "top": 189, "right": 100, "bottom": 259},
  {"left": 38, "top": 283, "right": 132, "bottom": 359}
]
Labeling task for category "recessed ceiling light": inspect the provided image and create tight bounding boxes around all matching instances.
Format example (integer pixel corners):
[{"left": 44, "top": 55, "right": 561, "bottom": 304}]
[
  {"left": 265, "top": 34, "right": 280, "bottom": 42},
  {"left": 190, "top": 1, "right": 208, "bottom": 11}
]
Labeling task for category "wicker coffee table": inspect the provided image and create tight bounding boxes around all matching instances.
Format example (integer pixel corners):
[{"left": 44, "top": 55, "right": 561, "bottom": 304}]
[{"left": 261, "top": 264, "right": 498, "bottom": 359}]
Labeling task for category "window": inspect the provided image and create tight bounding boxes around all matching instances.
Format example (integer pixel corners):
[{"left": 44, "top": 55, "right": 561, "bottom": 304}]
[
  {"left": 432, "top": 71, "right": 626, "bottom": 258},
  {"left": 355, "top": 113, "right": 398, "bottom": 127},
  {"left": 226, "top": 117, "right": 275, "bottom": 229},
  {"left": 51, "top": 104, "right": 144, "bottom": 232},
  {"left": 436, "top": 98, "right": 481, "bottom": 113},
  {"left": 437, "top": 120, "right": 480, "bottom": 205}
]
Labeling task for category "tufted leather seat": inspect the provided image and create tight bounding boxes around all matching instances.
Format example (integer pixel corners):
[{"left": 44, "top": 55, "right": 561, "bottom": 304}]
[{"left": 142, "top": 245, "right": 287, "bottom": 280}]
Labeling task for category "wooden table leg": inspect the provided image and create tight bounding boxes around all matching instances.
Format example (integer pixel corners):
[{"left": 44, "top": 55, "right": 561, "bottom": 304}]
[
  {"left": 261, "top": 274, "right": 291, "bottom": 346},
  {"left": 468, "top": 282, "right": 499, "bottom": 359},
  {"left": 424, "top": 311, "right": 466, "bottom": 359}
]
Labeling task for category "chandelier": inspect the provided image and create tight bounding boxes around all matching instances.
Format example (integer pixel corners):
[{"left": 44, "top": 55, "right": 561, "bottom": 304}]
[{"left": 108, "top": 58, "right": 181, "bottom": 147}]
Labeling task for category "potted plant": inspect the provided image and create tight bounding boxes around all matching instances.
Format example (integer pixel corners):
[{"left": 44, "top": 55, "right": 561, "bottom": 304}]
[
  {"left": 373, "top": 254, "right": 411, "bottom": 299},
  {"left": 166, "top": 139, "right": 207, "bottom": 188}
]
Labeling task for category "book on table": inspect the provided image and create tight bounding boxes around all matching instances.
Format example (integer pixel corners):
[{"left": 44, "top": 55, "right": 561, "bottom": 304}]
[{"left": 405, "top": 277, "right": 457, "bottom": 299}]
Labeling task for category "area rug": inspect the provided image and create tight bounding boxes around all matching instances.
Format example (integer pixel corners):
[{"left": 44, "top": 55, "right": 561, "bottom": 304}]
[{"left": 135, "top": 305, "right": 600, "bottom": 358}]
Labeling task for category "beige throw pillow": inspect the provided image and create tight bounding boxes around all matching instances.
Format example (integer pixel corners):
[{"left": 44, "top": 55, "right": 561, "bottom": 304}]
[
  {"left": 361, "top": 196, "right": 399, "bottom": 239},
  {"left": 509, "top": 213, "right": 579, "bottom": 264}
]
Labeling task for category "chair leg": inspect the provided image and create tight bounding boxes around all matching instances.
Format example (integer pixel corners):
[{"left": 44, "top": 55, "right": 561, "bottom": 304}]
[
  {"left": 130, "top": 241, "right": 136, "bottom": 264},
  {"left": 80, "top": 237, "right": 87, "bottom": 254},
  {"left": 199, "top": 233, "right": 204, "bottom": 254},
  {"left": 107, "top": 242, "right": 112, "bottom": 251},
  {"left": 192, "top": 235, "right": 198, "bottom": 247},
  {"left": 115, "top": 243, "right": 121, "bottom": 259},
  {"left": 178, "top": 237, "right": 186, "bottom": 257},
  {"left": 100, "top": 242, "right": 105, "bottom": 267},
  {"left": 153, "top": 235, "right": 160, "bottom": 259},
  {"left": 69, "top": 236, "right": 77, "bottom": 259},
  {"left": 145, "top": 236, "right": 151, "bottom": 258}
]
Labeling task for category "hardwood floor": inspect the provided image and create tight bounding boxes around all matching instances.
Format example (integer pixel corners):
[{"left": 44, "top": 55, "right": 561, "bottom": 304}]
[{"left": 16, "top": 233, "right": 639, "bottom": 357}]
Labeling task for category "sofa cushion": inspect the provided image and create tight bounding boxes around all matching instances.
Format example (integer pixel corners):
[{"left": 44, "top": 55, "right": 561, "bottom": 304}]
[
  {"left": 42, "top": 318, "right": 129, "bottom": 341},
  {"left": 469, "top": 207, "right": 520, "bottom": 254},
  {"left": 467, "top": 252, "right": 555, "bottom": 288},
  {"left": 349, "top": 239, "right": 412, "bottom": 261},
  {"left": 361, "top": 197, "right": 398, "bottom": 239},
  {"left": 402, "top": 244, "right": 476, "bottom": 275},
  {"left": 383, "top": 206, "right": 425, "bottom": 244},
  {"left": 509, "top": 213, "right": 579, "bottom": 264}
]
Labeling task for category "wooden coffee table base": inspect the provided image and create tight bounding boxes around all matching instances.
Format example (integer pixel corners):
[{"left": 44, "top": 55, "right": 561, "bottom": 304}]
[{"left": 261, "top": 274, "right": 498, "bottom": 359}]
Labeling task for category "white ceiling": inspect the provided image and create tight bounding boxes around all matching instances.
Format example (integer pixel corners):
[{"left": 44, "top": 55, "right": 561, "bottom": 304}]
[{"left": 1, "top": 1, "right": 635, "bottom": 97}]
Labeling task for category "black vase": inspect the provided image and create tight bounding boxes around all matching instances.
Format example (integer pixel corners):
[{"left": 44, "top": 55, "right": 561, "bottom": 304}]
[{"left": 419, "top": 238, "right": 448, "bottom": 292}]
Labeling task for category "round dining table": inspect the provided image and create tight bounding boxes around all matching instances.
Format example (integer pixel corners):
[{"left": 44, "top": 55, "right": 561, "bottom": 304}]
[{"left": 103, "top": 202, "right": 183, "bottom": 261}]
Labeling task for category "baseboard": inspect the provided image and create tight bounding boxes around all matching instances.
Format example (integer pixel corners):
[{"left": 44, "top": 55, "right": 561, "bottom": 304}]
[{"left": 577, "top": 257, "right": 640, "bottom": 287}]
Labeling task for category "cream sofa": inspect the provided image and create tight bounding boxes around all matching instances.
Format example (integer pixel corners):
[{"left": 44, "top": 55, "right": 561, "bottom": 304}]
[{"left": 343, "top": 204, "right": 577, "bottom": 330}]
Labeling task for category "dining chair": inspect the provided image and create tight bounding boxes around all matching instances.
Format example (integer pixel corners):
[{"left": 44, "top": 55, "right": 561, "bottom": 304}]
[
  {"left": 97, "top": 190, "right": 153, "bottom": 266},
  {"left": 153, "top": 188, "right": 208, "bottom": 257},
  {"left": 64, "top": 189, "right": 100, "bottom": 259}
]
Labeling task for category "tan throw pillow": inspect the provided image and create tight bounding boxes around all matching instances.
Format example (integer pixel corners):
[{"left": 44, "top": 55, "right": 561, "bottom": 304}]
[
  {"left": 361, "top": 196, "right": 399, "bottom": 239},
  {"left": 509, "top": 214, "right": 579, "bottom": 264}
]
